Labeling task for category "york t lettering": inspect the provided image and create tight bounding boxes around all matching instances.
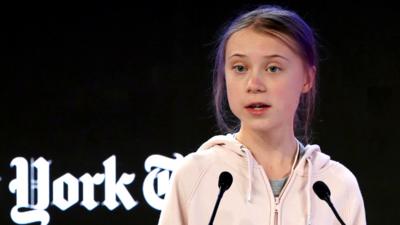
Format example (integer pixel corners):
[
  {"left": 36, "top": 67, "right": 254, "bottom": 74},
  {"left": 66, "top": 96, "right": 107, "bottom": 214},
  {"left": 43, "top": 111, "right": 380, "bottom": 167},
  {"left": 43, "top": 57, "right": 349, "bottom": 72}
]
[{"left": 102, "top": 155, "right": 138, "bottom": 210}]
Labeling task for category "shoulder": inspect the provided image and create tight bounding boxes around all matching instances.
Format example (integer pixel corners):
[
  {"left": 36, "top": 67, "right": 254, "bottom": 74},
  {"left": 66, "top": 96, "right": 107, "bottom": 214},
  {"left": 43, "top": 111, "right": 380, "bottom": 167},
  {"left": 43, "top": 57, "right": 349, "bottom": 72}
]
[
  {"left": 174, "top": 143, "right": 241, "bottom": 180},
  {"left": 313, "top": 154, "right": 366, "bottom": 223},
  {"left": 174, "top": 148, "right": 220, "bottom": 180},
  {"left": 305, "top": 147, "right": 362, "bottom": 195},
  {"left": 318, "top": 156, "right": 359, "bottom": 188},
  {"left": 325, "top": 160, "right": 359, "bottom": 183},
  {"left": 169, "top": 144, "right": 234, "bottom": 200},
  {"left": 312, "top": 152, "right": 363, "bottom": 201},
  {"left": 305, "top": 146, "right": 359, "bottom": 186},
  {"left": 175, "top": 134, "right": 243, "bottom": 178}
]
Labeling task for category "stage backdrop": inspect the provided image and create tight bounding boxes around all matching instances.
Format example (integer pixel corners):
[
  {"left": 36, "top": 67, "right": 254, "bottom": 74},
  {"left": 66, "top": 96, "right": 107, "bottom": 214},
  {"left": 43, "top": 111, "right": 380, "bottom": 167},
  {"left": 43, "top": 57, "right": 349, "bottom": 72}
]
[{"left": 1, "top": 1, "right": 399, "bottom": 225}]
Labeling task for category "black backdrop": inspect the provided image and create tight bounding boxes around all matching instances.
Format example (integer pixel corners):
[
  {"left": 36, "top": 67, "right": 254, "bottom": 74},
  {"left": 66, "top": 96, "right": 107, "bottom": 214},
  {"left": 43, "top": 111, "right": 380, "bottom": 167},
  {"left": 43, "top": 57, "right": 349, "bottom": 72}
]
[{"left": 1, "top": 1, "right": 399, "bottom": 224}]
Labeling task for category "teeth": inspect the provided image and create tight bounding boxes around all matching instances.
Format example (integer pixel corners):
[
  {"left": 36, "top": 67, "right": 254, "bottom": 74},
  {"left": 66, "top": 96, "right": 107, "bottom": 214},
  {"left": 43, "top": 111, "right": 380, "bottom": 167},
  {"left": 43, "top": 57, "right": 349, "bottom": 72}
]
[{"left": 247, "top": 103, "right": 270, "bottom": 110}]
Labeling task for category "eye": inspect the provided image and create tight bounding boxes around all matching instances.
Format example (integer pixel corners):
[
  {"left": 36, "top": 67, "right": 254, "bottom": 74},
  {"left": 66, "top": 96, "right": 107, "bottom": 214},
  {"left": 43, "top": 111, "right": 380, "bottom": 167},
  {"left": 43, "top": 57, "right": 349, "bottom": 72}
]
[
  {"left": 232, "top": 65, "right": 248, "bottom": 73},
  {"left": 266, "top": 65, "right": 281, "bottom": 73}
]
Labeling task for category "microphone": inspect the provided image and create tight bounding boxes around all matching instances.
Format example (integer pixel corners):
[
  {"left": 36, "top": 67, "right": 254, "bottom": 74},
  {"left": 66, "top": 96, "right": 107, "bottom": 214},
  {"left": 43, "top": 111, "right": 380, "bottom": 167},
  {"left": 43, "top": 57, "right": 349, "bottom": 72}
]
[
  {"left": 313, "top": 181, "right": 346, "bottom": 225},
  {"left": 208, "top": 171, "right": 233, "bottom": 225}
]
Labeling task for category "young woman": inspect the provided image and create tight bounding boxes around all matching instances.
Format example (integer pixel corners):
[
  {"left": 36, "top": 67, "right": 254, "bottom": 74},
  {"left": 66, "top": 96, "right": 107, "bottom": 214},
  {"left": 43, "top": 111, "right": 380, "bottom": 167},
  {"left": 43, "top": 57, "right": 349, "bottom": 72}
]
[{"left": 158, "top": 5, "right": 366, "bottom": 225}]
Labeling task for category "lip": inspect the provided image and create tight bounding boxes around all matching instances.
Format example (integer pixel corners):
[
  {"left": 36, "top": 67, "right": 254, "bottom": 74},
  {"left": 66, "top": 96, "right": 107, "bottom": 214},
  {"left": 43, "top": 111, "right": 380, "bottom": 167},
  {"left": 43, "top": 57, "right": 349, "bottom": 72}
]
[{"left": 245, "top": 102, "right": 271, "bottom": 116}]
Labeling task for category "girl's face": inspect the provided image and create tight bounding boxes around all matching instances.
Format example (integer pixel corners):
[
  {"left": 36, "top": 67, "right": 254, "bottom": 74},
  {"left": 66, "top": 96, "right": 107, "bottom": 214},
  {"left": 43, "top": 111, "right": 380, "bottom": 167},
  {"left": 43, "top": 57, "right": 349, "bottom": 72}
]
[{"left": 224, "top": 27, "right": 314, "bottom": 133}]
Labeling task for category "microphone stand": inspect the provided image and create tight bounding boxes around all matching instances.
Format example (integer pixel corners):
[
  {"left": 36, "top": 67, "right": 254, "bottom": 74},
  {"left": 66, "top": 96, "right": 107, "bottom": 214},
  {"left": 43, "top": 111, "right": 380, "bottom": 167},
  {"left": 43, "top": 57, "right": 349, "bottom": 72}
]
[
  {"left": 208, "top": 171, "right": 232, "bottom": 225},
  {"left": 325, "top": 198, "right": 346, "bottom": 225},
  {"left": 208, "top": 189, "right": 225, "bottom": 225}
]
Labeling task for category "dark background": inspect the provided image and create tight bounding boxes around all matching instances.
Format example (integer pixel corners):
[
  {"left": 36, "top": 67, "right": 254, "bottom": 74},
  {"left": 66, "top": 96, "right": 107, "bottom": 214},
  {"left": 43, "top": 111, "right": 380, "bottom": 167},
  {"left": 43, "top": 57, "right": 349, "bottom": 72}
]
[{"left": 1, "top": 1, "right": 399, "bottom": 224}]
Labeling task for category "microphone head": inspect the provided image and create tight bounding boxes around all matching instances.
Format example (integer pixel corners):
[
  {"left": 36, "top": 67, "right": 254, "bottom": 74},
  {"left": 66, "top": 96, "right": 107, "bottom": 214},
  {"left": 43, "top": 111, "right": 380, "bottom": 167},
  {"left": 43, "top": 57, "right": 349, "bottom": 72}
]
[
  {"left": 313, "top": 181, "right": 331, "bottom": 201},
  {"left": 218, "top": 171, "right": 233, "bottom": 192}
]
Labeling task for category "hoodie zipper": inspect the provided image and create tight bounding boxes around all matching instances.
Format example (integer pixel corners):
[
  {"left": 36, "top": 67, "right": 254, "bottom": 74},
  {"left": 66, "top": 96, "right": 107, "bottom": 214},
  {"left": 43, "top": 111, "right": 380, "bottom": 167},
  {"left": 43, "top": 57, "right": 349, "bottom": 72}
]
[
  {"left": 274, "top": 197, "right": 279, "bottom": 225},
  {"left": 240, "top": 142, "right": 304, "bottom": 225},
  {"left": 271, "top": 178, "right": 293, "bottom": 225},
  {"left": 260, "top": 156, "right": 299, "bottom": 225},
  {"left": 260, "top": 166, "right": 284, "bottom": 225}
]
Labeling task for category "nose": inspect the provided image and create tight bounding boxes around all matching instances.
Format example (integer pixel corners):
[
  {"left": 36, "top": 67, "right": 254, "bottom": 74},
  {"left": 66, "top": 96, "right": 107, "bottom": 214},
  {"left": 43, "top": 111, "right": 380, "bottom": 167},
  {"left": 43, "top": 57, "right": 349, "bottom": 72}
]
[{"left": 246, "top": 72, "right": 266, "bottom": 94}]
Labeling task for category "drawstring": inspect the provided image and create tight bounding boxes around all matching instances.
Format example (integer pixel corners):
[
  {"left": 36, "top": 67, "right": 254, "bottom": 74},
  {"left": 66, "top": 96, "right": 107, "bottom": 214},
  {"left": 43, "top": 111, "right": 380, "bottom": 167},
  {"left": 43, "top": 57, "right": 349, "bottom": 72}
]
[
  {"left": 238, "top": 135, "right": 314, "bottom": 221},
  {"left": 241, "top": 145, "right": 253, "bottom": 202},
  {"left": 240, "top": 140, "right": 301, "bottom": 204},
  {"left": 234, "top": 132, "right": 253, "bottom": 203},
  {"left": 306, "top": 156, "right": 313, "bottom": 225}
]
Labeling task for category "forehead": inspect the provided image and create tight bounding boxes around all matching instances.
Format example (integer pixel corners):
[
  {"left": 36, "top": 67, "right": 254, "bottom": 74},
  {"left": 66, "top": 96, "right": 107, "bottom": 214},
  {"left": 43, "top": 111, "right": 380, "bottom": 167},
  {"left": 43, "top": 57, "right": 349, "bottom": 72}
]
[{"left": 225, "top": 27, "right": 299, "bottom": 59}]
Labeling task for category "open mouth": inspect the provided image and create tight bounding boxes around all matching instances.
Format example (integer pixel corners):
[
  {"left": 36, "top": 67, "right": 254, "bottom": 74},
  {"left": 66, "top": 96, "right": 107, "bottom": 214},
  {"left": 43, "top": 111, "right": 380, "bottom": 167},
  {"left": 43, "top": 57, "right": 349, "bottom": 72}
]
[{"left": 245, "top": 103, "right": 271, "bottom": 110}]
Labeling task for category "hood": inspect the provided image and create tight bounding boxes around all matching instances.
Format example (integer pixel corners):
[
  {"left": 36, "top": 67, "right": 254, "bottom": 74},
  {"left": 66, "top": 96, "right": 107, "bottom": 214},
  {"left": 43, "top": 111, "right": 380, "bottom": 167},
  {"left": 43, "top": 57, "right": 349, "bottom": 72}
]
[
  {"left": 197, "top": 133, "right": 332, "bottom": 225},
  {"left": 197, "top": 133, "right": 331, "bottom": 175},
  {"left": 197, "top": 133, "right": 243, "bottom": 154}
]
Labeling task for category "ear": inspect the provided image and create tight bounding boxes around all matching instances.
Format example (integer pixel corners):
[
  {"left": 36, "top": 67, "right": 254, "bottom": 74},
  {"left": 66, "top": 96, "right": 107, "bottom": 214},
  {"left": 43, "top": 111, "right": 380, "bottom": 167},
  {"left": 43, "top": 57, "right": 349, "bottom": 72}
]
[{"left": 302, "top": 65, "right": 316, "bottom": 93}]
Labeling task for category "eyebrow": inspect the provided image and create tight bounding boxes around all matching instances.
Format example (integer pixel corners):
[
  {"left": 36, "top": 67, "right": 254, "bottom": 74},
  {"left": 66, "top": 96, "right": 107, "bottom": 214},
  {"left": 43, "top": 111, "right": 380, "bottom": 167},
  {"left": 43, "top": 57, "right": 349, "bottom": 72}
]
[{"left": 228, "top": 53, "right": 289, "bottom": 61}]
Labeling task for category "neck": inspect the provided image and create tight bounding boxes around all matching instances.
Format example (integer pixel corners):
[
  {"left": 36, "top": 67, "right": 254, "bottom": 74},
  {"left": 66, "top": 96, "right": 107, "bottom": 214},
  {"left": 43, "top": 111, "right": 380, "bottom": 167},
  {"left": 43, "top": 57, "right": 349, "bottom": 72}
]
[{"left": 236, "top": 124, "right": 298, "bottom": 179}]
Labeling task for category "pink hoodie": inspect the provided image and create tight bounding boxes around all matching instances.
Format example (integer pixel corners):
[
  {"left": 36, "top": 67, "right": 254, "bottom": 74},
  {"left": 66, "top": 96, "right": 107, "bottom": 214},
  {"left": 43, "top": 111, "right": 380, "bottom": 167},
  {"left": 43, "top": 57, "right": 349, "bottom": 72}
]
[{"left": 158, "top": 134, "right": 366, "bottom": 225}]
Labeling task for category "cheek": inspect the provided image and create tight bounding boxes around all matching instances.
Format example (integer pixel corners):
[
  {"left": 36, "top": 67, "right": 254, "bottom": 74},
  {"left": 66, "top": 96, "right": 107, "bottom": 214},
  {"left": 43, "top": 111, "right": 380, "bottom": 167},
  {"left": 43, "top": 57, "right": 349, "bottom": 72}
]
[
  {"left": 226, "top": 81, "right": 236, "bottom": 106},
  {"left": 275, "top": 80, "right": 303, "bottom": 109},
  {"left": 225, "top": 77, "right": 241, "bottom": 114}
]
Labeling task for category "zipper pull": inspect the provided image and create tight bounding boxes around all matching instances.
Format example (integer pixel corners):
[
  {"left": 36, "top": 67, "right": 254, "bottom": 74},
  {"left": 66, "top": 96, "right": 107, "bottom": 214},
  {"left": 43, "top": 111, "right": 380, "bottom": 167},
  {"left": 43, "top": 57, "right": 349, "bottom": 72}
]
[
  {"left": 274, "top": 197, "right": 279, "bottom": 205},
  {"left": 274, "top": 208, "right": 279, "bottom": 225},
  {"left": 274, "top": 197, "right": 280, "bottom": 225}
]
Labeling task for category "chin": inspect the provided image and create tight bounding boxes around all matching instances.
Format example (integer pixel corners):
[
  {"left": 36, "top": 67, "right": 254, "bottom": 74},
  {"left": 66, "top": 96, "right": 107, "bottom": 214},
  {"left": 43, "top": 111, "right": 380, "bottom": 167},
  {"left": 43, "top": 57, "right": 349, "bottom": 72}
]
[{"left": 243, "top": 120, "right": 276, "bottom": 133}]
